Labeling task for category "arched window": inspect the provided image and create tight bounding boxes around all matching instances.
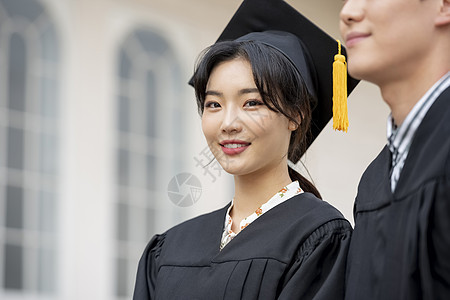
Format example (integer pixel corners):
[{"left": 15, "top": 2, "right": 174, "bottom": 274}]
[
  {"left": 0, "top": 0, "right": 61, "bottom": 296},
  {"left": 115, "top": 28, "right": 184, "bottom": 298}
]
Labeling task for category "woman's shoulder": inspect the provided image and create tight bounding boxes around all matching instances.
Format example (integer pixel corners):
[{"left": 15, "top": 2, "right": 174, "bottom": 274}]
[
  {"left": 299, "top": 218, "right": 352, "bottom": 252},
  {"left": 288, "top": 192, "right": 348, "bottom": 222},
  {"left": 142, "top": 204, "right": 229, "bottom": 251},
  {"left": 284, "top": 192, "right": 352, "bottom": 242},
  {"left": 286, "top": 193, "right": 352, "bottom": 259},
  {"left": 151, "top": 204, "right": 229, "bottom": 254},
  {"left": 166, "top": 203, "right": 230, "bottom": 235},
  {"left": 145, "top": 205, "right": 231, "bottom": 265}
]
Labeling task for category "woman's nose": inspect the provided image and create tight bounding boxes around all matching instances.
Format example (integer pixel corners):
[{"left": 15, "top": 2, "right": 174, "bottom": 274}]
[{"left": 221, "top": 107, "right": 244, "bottom": 134}]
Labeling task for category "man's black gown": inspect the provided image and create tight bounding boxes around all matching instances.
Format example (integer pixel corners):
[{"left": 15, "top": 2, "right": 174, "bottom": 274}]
[
  {"left": 133, "top": 192, "right": 352, "bottom": 299},
  {"left": 346, "top": 87, "right": 450, "bottom": 299}
]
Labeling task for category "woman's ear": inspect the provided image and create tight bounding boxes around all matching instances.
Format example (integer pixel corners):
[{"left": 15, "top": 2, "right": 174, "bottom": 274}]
[
  {"left": 288, "top": 121, "right": 298, "bottom": 131},
  {"left": 288, "top": 115, "right": 301, "bottom": 131},
  {"left": 288, "top": 112, "right": 302, "bottom": 131}
]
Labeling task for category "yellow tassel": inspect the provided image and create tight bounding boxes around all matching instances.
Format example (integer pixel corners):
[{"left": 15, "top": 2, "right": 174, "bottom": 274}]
[{"left": 332, "top": 40, "right": 348, "bottom": 132}]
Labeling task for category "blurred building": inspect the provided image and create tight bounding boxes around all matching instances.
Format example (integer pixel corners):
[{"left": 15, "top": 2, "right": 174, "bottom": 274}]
[{"left": 0, "top": 0, "right": 389, "bottom": 299}]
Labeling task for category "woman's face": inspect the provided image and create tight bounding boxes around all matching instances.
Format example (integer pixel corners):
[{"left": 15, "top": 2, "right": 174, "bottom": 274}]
[{"left": 201, "top": 58, "right": 295, "bottom": 177}]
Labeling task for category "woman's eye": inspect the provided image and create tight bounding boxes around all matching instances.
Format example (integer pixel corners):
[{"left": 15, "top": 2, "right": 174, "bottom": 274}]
[
  {"left": 244, "top": 100, "right": 264, "bottom": 107},
  {"left": 204, "top": 101, "right": 221, "bottom": 109}
]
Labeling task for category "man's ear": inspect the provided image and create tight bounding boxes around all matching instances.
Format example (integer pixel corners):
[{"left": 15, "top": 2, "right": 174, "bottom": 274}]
[{"left": 435, "top": 0, "right": 450, "bottom": 26}]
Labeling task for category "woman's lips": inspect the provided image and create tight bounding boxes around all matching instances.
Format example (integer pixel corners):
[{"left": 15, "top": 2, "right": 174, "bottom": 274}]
[{"left": 220, "top": 140, "right": 251, "bottom": 155}]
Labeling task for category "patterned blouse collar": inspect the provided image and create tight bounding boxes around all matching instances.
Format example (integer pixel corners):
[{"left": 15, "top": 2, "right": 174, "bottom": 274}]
[{"left": 220, "top": 181, "right": 303, "bottom": 250}]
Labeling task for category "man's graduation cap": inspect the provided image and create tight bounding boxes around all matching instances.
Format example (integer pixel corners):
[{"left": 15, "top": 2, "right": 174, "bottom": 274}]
[{"left": 191, "top": 0, "right": 359, "bottom": 143}]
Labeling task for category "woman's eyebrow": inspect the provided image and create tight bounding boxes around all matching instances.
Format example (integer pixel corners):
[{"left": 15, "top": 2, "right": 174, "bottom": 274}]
[
  {"left": 205, "top": 90, "right": 222, "bottom": 96},
  {"left": 238, "top": 88, "right": 259, "bottom": 95},
  {"left": 205, "top": 88, "right": 259, "bottom": 96}
]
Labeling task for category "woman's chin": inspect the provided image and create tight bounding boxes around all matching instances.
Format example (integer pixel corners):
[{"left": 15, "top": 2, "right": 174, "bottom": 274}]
[{"left": 220, "top": 164, "right": 249, "bottom": 177}]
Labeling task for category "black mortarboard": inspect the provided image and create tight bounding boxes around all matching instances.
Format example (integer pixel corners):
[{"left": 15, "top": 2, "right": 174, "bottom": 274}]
[{"left": 191, "top": 0, "right": 359, "bottom": 143}]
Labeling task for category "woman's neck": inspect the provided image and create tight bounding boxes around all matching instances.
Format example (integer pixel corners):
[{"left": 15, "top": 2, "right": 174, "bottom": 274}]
[{"left": 230, "top": 163, "right": 292, "bottom": 233}]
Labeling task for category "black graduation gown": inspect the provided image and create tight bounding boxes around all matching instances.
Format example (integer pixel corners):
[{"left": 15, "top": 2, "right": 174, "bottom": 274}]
[
  {"left": 133, "top": 192, "right": 352, "bottom": 299},
  {"left": 346, "top": 87, "right": 450, "bottom": 300}
]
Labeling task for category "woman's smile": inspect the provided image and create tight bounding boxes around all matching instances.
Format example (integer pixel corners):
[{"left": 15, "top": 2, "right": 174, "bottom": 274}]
[{"left": 220, "top": 140, "right": 251, "bottom": 155}]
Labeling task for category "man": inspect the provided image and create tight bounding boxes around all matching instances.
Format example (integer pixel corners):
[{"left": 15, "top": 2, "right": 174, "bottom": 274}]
[{"left": 340, "top": 0, "right": 450, "bottom": 299}]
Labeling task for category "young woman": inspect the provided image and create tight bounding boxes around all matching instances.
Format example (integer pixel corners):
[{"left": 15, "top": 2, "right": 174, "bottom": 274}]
[{"left": 133, "top": 0, "right": 358, "bottom": 299}]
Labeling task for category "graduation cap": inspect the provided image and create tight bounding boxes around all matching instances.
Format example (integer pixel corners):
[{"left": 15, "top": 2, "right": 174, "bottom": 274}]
[{"left": 191, "top": 0, "right": 359, "bottom": 142}]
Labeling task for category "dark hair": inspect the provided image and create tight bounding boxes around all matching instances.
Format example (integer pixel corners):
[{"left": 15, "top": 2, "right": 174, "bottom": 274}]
[{"left": 192, "top": 40, "right": 321, "bottom": 199}]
